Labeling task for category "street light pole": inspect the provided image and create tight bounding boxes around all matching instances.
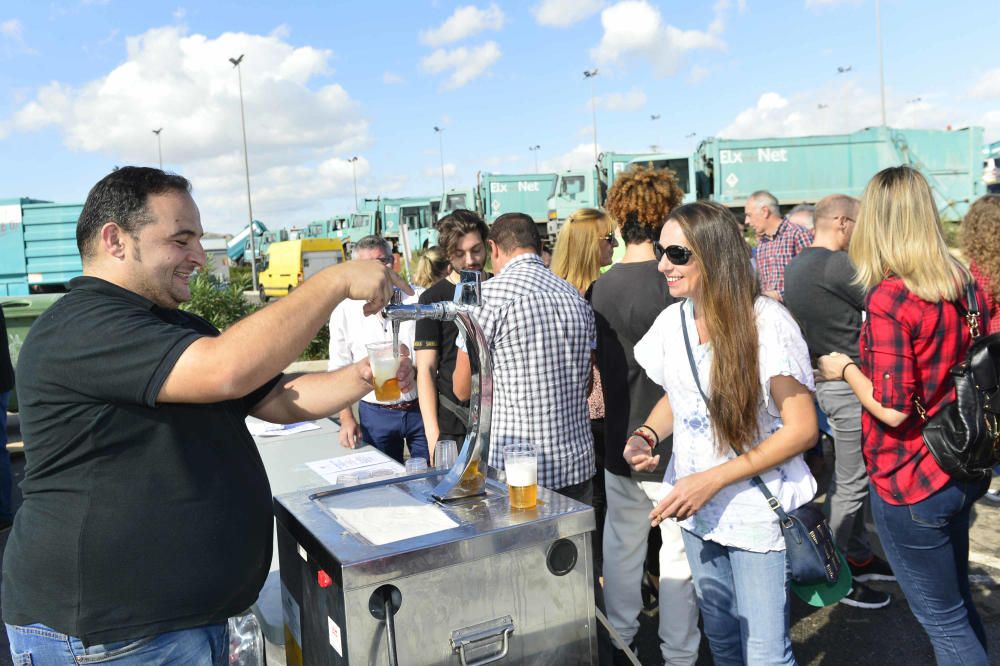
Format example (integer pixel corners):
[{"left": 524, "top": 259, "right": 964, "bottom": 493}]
[
  {"left": 529, "top": 145, "right": 540, "bottom": 173},
  {"left": 584, "top": 69, "right": 599, "bottom": 165},
  {"left": 152, "top": 128, "right": 163, "bottom": 170},
  {"left": 876, "top": 0, "right": 887, "bottom": 126},
  {"left": 229, "top": 54, "right": 258, "bottom": 293},
  {"left": 350, "top": 156, "right": 359, "bottom": 210},
  {"left": 433, "top": 126, "right": 446, "bottom": 198}
]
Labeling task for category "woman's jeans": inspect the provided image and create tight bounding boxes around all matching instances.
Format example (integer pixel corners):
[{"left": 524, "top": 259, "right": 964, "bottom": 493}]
[
  {"left": 6, "top": 622, "right": 229, "bottom": 665},
  {"left": 680, "top": 529, "right": 795, "bottom": 665},
  {"left": 870, "top": 478, "right": 990, "bottom": 666}
]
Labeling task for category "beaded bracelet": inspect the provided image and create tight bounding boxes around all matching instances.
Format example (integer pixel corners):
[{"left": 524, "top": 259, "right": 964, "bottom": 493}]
[
  {"left": 637, "top": 424, "right": 660, "bottom": 444},
  {"left": 630, "top": 428, "right": 655, "bottom": 449}
]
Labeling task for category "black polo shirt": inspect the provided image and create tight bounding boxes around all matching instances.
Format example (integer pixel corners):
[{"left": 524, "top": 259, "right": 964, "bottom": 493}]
[{"left": 2, "top": 276, "right": 278, "bottom": 645}]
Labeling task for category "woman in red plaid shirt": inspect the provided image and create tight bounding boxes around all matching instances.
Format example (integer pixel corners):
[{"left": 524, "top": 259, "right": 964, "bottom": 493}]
[{"left": 819, "top": 166, "right": 990, "bottom": 665}]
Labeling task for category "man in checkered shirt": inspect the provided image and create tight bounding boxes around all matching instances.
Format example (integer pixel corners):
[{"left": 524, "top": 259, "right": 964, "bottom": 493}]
[
  {"left": 745, "top": 190, "right": 811, "bottom": 301},
  {"left": 454, "top": 212, "right": 597, "bottom": 501}
]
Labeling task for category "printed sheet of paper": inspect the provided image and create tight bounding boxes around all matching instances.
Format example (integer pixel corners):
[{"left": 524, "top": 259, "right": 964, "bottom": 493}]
[
  {"left": 324, "top": 485, "right": 459, "bottom": 545},
  {"left": 247, "top": 420, "right": 321, "bottom": 437},
  {"left": 306, "top": 451, "right": 404, "bottom": 485}
]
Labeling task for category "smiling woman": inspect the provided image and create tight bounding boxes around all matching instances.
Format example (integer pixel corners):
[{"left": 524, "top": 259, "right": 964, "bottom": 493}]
[{"left": 627, "top": 200, "right": 818, "bottom": 665}]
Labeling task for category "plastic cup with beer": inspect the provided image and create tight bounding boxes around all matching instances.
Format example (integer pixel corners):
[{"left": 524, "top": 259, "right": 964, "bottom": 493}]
[
  {"left": 503, "top": 444, "right": 538, "bottom": 510},
  {"left": 366, "top": 341, "right": 401, "bottom": 402},
  {"left": 435, "top": 439, "right": 458, "bottom": 470}
]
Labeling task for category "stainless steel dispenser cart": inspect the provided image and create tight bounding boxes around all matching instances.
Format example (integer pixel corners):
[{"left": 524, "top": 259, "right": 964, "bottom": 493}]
[{"left": 275, "top": 272, "right": 597, "bottom": 665}]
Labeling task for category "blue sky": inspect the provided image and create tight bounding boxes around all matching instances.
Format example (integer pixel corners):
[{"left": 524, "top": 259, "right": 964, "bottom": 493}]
[{"left": 1, "top": 0, "right": 997, "bottom": 234}]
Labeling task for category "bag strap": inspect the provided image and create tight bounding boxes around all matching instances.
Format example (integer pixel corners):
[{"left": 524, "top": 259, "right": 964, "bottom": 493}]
[
  {"left": 679, "top": 305, "right": 782, "bottom": 520},
  {"left": 964, "top": 281, "right": 982, "bottom": 339}
]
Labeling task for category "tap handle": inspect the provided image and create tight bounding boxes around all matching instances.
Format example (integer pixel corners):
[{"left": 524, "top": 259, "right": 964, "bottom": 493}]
[
  {"left": 454, "top": 271, "right": 482, "bottom": 307},
  {"left": 390, "top": 287, "right": 404, "bottom": 306}
]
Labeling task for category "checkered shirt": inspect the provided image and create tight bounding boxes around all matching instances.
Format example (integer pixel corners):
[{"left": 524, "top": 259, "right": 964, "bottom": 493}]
[
  {"left": 756, "top": 218, "right": 811, "bottom": 296},
  {"left": 472, "top": 254, "right": 596, "bottom": 489},
  {"left": 861, "top": 277, "right": 990, "bottom": 505}
]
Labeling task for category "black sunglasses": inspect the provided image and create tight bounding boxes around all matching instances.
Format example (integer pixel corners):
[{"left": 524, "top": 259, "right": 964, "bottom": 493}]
[
  {"left": 654, "top": 243, "right": 694, "bottom": 265},
  {"left": 601, "top": 231, "right": 616, "bottom": 243}
]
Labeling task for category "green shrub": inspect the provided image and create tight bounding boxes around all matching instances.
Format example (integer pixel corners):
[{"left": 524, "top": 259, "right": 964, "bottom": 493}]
[
  {"left": 182, "top": 264, "right": 330, "bottom": 362},
  {"left": 181, "top": 265, "right": 259, "bottom": 330}
]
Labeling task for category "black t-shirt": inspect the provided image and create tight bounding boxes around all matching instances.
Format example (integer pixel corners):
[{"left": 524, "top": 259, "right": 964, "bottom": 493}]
[
  {"left": 0, "top": 308, "right": 12, "bottom": 394},
  {"left": 784, "top": 247, "right": 865, "bottom": 365},
  {"left": 590, "top": 260, "right": 674, "bottom": 480},
  {"left": 414, "top": 277, "right": 468, "bottom": 436},
  {"left": 2, "top": 277, "right": 278, "bottom": 645}
]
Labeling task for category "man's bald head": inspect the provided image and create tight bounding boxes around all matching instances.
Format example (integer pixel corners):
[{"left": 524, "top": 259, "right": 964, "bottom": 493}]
[{"left": 814, "top": 195, "right": 859, "bottom": 230}]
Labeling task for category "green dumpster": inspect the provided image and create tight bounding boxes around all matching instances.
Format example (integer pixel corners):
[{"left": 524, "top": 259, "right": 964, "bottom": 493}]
[{"left": 2, "top": 294, "right": 65, "bottom": 412}]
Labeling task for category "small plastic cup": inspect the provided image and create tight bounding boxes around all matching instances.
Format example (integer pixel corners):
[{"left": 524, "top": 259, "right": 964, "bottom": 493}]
[
  {"left": 435, "top": 439, "right": 458, "bottom": 469},
  {"left": 366, "top": 341, "right": 401, "bottom": 401},
  {"left": 405, "top": 457, "right": 428, "bottom": 475}
]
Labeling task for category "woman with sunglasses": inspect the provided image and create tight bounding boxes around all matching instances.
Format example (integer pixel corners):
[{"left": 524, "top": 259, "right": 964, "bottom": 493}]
[
  {"left": 818, "top": 167, "right": 990, "bottom": 665},
  {"left": 627, "top": 200, "right": 818, "bottom": 665},
  {"left": 550, "top": 207, "right": 618, "bottom": 579}
]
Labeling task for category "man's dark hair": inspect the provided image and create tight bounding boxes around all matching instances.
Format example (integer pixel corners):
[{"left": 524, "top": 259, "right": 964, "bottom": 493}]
[
  {"left": 436, "top": 209, "right": 489, "bottom": 258},
  {"left": 489, "top": 212, "right": 541, "bottom": 254},
  {"left": 76, "top": 166, "right": 192, "bottom": 260}
]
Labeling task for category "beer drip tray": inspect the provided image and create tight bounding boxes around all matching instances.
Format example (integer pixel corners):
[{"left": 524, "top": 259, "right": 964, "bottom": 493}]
[{"left": 317, "top": 483, "right": 460, "bottom": 546}]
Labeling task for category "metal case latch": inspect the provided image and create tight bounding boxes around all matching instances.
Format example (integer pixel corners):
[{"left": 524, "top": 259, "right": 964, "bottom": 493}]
[{"left": 450, "top": 615, "right": 516, "bottom": 666}]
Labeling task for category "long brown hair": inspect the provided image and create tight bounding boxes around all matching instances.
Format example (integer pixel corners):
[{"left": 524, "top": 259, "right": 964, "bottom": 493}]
[{"left": 670, "top": 201, "right": 761, "bottom": 454}]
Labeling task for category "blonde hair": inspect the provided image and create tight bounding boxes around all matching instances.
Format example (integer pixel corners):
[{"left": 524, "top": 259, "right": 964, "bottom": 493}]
[
  {"left": 850, "top": 166, "right": 968, "bottom": 302},
  {"left": 550, "top": 208, "right": 615, "bottom": 293},
  {"left": 670, "top": 202, "right": 761, "bottom": 455},
  {"left": 411, "top": 246, "right": 450, "bottom": 288}
]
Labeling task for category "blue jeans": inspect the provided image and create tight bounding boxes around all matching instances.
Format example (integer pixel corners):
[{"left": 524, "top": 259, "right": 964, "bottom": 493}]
[
  {"left": 870, "top": 479, "right": 990, "bottom": 665},
  {"left": 6, "top": 622, "right": 228, "bottom": 665},
  {"left": 0, "top": 391, "right": 12, "bottom": 524},
  {"left": 680, "top": 529, "right": 795, "bottom": 665},
  {"left": 358, "top": 401, "right": 428, "bottom": 464}
]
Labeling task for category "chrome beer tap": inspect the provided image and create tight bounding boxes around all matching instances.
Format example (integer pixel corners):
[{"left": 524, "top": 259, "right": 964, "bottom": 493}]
[{"left": 382, "top": 271, "right": 492, "bottom": 501}]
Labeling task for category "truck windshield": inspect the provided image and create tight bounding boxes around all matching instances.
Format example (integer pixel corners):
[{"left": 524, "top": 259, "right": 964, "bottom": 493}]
[
  {"left": 560, "top": 175, "right": 586, "bottom": 198},
  {"left": 446, "top": 193, "right": 467, "bottom": 210},
  {"left": 632, "top": 158, "right": 691, "bottom": 194}
]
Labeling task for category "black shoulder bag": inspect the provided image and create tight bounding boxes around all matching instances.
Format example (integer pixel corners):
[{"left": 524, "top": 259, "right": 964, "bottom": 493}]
[
  {"left": 680, "top": 306, "right": 841, "bottom": 584},
  {"left": 914, "top": 282, "right": 1000, "bottom": 481}
]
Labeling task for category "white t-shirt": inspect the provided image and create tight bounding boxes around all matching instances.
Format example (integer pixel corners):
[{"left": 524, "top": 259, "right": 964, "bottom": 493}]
[{"left": 634, "top": 296, "right": 817, "bottom": 552}]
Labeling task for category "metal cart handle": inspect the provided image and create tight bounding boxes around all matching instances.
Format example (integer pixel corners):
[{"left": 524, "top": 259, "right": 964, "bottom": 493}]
[{"left": 451, "top": 616, "right": 515, "bottom": 666}]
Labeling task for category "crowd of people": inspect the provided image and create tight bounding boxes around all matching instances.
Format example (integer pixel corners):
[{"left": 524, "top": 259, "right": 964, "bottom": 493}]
[{"left": 1, "top": 162, "right": 997, "bottom": 665}]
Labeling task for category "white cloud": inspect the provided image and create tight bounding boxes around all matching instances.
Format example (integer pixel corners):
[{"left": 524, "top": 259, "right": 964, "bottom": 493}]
[
  {"left": 383, "top": 71, "right": 404, "bottom": 84},
  {"left": 421, "top": 41, "right": 501, "bottom": 89},
  {"left": 971, "top": 69, "right": 1000, "bottom": 99},
  {"left": 532, "top": 0, "right": 603, "bottom": 28},
  {"left": 1, "top": 25, "right": 370, "bottom": 233},
  {"left": 420, "top": 4, "right": 505, "bottom": 47},
  {"left": 689, "top": 65, "right": 710, "bottom": 84},
  {"left": 1, "top": 18, "right": 35, "bottom": 54},
  {"left": 591, "top": 0, "right": 725, "bottom": 78},
  {"left": 539, "top": 143, "right": 600, "bottom": 172},
  {"left": 717, "top": 81, "right": 958, "bottom": 139},
  {"left": 589, "top": 88, "right": 646, "bottom": 112},
  {"left": 424, "top": 162, "right": 457, "bottom": 179}
]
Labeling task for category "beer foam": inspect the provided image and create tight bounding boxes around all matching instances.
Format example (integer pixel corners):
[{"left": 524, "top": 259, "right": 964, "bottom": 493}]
[
  {"left": 505, "top": 460, "right": 537, "bottom": 486},
  {"left": 370, "top": 356, "right": 399, "bottom": 385}
]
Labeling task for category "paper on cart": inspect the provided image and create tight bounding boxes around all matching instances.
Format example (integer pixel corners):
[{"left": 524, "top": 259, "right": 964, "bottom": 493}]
[
  {"left": 306, "top": 451, "right": 404, "bottom": 485},
  {"left": 325, "top": 485, "right": 459, "bottom": 546}
]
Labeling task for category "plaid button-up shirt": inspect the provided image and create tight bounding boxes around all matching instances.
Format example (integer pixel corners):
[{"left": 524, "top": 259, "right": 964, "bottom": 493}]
[
  {"left": 861, "top": 277, "right": 990, "bottom": 504},
  {"left": 470, "top": 254, "right": 596, "bottom": 490},
  {"left": 756, "top": 218, "right": 811, "bottom": 296}
]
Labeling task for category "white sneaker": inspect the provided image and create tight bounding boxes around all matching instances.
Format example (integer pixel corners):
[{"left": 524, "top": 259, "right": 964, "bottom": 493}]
[{"left": 982, "top": 488, "right": 1000, "bottom": 505}]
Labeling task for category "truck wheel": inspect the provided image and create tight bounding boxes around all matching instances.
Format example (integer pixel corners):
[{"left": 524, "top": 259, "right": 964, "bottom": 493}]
[{"left": 258, "top": 285, "right": 268, "bottom": 303}]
